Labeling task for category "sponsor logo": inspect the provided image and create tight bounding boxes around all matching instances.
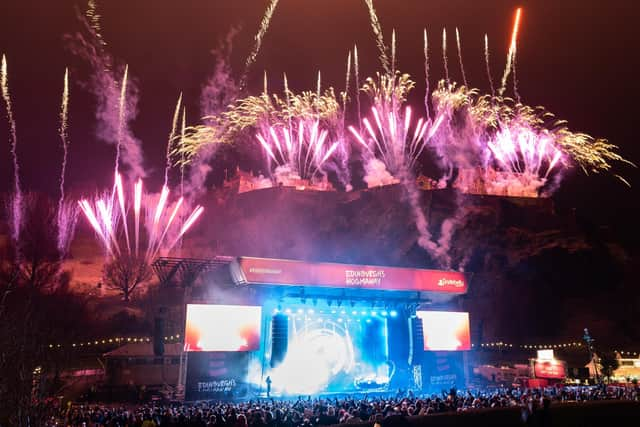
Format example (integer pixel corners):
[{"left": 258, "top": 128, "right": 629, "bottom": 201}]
[
  {"left": 248, "top": 267, "right": 282, "bottom": 275},
  {"left": 197, "top": 378, "right": 237, "bottom": 393},
  {"left": 345, "top": 270, "right": 385, "bottom": 286},
  {"left": 437, "top": 278, "right": 465, "bottom": 288}
]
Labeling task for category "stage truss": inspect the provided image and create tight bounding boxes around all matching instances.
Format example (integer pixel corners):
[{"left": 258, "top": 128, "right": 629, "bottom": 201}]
[{"left": 152, "top": 256, "right": 234, "bottom": 287}]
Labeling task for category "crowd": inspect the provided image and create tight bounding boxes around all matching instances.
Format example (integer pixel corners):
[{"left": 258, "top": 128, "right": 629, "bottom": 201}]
[{"left": 49, "top": 385, "right": 639, "bottom": 427}]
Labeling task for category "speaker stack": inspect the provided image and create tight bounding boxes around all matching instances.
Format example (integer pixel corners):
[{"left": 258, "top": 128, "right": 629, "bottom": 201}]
[
  {"left": 408, "top": 316, "right": 425, "bottom": 366},
  {"left": 270, "top": 313, "right": 289, "bottom": 368}
]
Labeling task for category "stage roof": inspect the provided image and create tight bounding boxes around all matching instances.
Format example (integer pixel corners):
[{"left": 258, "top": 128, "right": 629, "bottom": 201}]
[{"left": 229, "top": 257, "right": 467, "bottom": 304}]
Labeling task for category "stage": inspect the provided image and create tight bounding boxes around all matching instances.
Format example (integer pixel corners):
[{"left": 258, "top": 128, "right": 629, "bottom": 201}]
[{"left": 154, "top": 256, "right": 471, "bottom": 401}]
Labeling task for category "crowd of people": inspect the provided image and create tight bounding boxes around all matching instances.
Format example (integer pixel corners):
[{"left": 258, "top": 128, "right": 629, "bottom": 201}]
[{"left": 50, "top": 385, "right": 638, "bottom": 427}]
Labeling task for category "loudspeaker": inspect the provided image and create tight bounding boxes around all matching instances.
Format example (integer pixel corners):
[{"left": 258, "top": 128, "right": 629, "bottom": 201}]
[
  {"left": 153, "top": 307, "right": 167, "bottom": 356},
  {"left": 270, "top": 314, "right": 288, "bottom": 368},
  {"left": 408, "top": 316, "right": 424, "bottom": 365}
]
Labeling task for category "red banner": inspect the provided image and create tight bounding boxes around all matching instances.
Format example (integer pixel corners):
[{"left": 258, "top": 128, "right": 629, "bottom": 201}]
[
  {"left": 534, "top": 360, "right": 566, "bottom": 379},
  {"left": 232, "top": 257, "right": 467, "bottom": 294}
]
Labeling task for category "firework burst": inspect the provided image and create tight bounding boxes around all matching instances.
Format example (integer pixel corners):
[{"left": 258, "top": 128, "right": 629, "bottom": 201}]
[{"left": 78, "top": 174, "right": 204, "bottom": 262}]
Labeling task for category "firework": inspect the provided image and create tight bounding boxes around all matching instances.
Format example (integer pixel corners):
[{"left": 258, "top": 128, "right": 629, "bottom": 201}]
[
  {"left": 364, "top": 0, "right": 390, "bottom": 74},
  {"left": 1, "top": 54, "right": 22, "bottom": 242},
  {"left": 484, "top": 34, "right": 496, "bottom": 96},
  {"left": 58, "top": 68, "right": 70, "bottom": 207},
  {"left": 487, "top": 125, "right": 562, "bottom": 178},
  {"left": 349, "top": 105, "right": 440, "bottom": 174},
  {"left": 423, "top": 29, "right": 430, "bottom": 121},
  {"left": 164, "top": 92, "right": 183, "bottom": 187},
  {"left": 56, "top": 68, "right": 76, "bottom": 256},
  {"left": 256, "top": 119, "right": 339, "bottom": 180},
  {"left": 180, "top": 107, "right": 186, "bottom": 198},
  {"left": 442, "top": 28, "right": 449, "bottom": 83},
  {"left": 241, "top": 0, "right": 280, "bottom": 90},
  {"left": 115, "top": 64, "right": 128, "bottom": 175},
  {"left": 78, "top": 174, "right": 204, "bottom": 262},
  {"left": 85, "top": 0, "right": 106, "bottom": 46},
  {"left": 499, "top": 7, "right": 522, "bottom": 96},
  {"left": 354, "top": 45, "right": 362, "bottom": 128},
  {"left": 455, "top": 28, "right": 468, "bottom": 88}
]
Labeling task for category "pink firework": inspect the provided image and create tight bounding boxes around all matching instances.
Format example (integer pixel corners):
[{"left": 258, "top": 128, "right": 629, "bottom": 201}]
[
  {"left": 487, "top": 125, "right": 562, "bottom": 178},
  {"left": 256, "top": 119, "right": 339, "bottom": 180},
  {"left": 349, "top": 105, "right": 442, "bottom": 174},
  {"left": 78, "top": 173, "right": 203, "bottom": 262}
]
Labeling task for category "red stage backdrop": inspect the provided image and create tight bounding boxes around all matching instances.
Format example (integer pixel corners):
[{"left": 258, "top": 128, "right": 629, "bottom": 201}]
[
  {"left": 232, "top": 257, "right": 467, "bottom": 294},
  {"left": 184, "top": 304, "right": 262, "bottom": 352},
  {"left": 416, "top": 311, "right": 471, "bottom": 351}
]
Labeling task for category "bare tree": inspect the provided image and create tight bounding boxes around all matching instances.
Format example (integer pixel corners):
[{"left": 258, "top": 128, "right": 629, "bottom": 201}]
[
  {"left": 103, "top": 254, "right": 152, "bottom": 301},
  {"left": 0, "top": 193, "right": 89, "bottom": 426}
]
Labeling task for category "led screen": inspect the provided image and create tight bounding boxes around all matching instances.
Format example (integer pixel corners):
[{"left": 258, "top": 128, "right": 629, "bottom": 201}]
[
  {"left": 184, "top": 304, "right": 262, "bottom": 352},
  {"left": 416, "top": 311, "right": 471, "bottom": 351},
  {"left": 534, "top": 360, "right": 566, "bottom": 379}
]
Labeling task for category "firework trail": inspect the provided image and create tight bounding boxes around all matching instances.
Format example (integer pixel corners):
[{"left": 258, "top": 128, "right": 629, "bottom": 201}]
[
  {"left": 56, "top": 199, "right": 79, "bottom": 258},
  {"left": 391, "top": 29, "right": 397, "bottom": 74},
  {"left": 56, "top": 68, "right": 77, "bottom": 256},
  {"left": 364, "top": 0, "right": 391, "bottom": 74},
  {"left": 58, "top": 68, "right": 70, "bottom": 211},
  {"left": 85, "top": 0, "right": 106, "bottom": 46},
  {"left": 512, "top": 48, "right": 520, "bottom": 103},
  {"left": 180, "top": 107, "right": 186, "bottom": 198},
  {"left": 1, "top": 54, "right": 22, "bottom": 243},
  {"left": 455, "top": 28, "right": 468, "bottom": 88},
  {"left": 499, "top": 7, "right": 522, "bottom": 96},
  {"left": 241, "top": 0, "right": 280, "bottom": 90},
  {"left": 343, "top": 51, "right": 351, "bottom": 129},
  {"left": 316, "top": 70, "right": 322, "bottom": 100},
  {"left": 79, "top": 174, "right": 204, "bottom": 262},
  {"left": 66, "top": 15, "right": 145, "bottom": 181},
  {"left": 115, "top": 64, "right": 128, "bottom": 175},
  {"left": 354, "top": 45, "right": 362, "bottom": 128},
  {"left": 423, "top": 29, "right": 430, "bottom": 121},
  {"left": 484, "top": 34, "right": 496, "bottom": 96},
  {"left": 442, "top": 28, "right": 450, "bottom": 82},
  {"left": 164, "top": 92, "right": 182, "bottom": 187}
]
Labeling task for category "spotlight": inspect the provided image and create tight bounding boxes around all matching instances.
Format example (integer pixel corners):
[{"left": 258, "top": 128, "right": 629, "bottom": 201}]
[
  {"left": 371, "top": 311, "right": 378, "bottom": 316},
  {"left": 352, "top": 310, "right": 358, "bottom": 315},
  {"left": 366, "top": 319, "right": 372, "bottom": 323},
  {"left": 360, "top": 310, "right": 367, "bottom": 315},
  {"left": 338, "top": 318, "right": 343, "bottom": 323},
  {"left": 273, "top": 308, "right": 280, "bottom": 314},
  {"left": 297, "top": 308, "right": 303, "bottom": 314},
  {"left": 390, "top": 310, "right": 398, "bottom": 317},
  {"left": 381, "top": 311, "right": 388, "bottom": 316},
  {"left": 307, "top": 309, "right": 314, "bottom": 314},
  {"left": 341, "top": 310, "right": 346, "bottom": 315},
  {"left": 285, "top": 308, "right": 292, "bottom": 314},
  {"left": 331, "top": 310, "right": 337, "bottom": 314}
]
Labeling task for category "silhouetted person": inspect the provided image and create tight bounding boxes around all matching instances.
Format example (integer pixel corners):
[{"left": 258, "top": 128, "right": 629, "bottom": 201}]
[{"left": 266, "top": 376, "right": 272, "bottom": 398}]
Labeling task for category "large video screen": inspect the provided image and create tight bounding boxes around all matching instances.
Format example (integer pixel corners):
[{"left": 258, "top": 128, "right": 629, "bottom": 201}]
[
  {"left": 184, "top": 304, "right": 262, "bottom": 352},
  {"left": 416, "top": 311, "right": 471, "bottom": 351}
]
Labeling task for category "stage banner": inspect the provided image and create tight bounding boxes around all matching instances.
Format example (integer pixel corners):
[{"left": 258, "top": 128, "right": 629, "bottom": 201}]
[
  {"left": 185, "top": 352, "right": 251, "bottom": 401},
  {"left": 421, "top": 352, "right": 466, "bottom": 391},
  {"left": 232, "top": 257, "right": 467, "bottom": 294}
]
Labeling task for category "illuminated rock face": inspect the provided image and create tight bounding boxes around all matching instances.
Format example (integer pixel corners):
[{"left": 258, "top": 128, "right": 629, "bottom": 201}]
[{"left": 60, "top": 184, "right": 635, "bottom": 346}]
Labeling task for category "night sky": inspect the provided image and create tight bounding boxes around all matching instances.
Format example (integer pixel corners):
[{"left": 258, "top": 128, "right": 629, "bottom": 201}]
[{"left": 2, "top": 0, "right": 639, "bottom": 248}]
